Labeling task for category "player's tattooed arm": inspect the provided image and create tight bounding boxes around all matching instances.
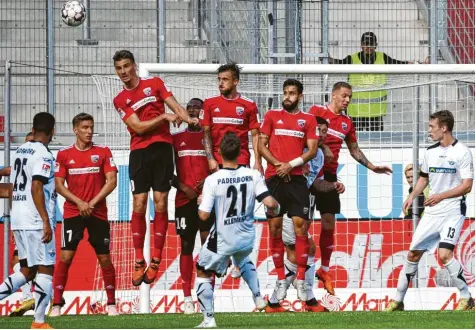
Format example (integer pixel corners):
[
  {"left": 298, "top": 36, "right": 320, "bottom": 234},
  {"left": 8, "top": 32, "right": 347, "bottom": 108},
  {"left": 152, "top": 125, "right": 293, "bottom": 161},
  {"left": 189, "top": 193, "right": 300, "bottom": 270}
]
[
  {"left": 346, "top": 141, "right": 373, "bottom": 169},
  {"left": 311, "top": 180, "right": 345, "bottom": 194},
  {"left": 258, "top": 133, "right": 279, "bottom": 166},
  {"left": 203, "top": 126, "right": 214, "bottom": 160}
]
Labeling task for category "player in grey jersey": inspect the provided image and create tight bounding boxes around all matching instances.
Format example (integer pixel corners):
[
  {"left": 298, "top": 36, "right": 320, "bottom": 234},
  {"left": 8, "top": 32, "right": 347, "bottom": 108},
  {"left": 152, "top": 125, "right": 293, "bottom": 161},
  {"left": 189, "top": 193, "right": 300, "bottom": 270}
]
[
  {"left": 386, "top": 110, "right": 474, "bottom": 311},
  {"left": 195, "top": 132, "right": 280, "bottom": 328},
  {"left": 0, "top": 112, "right": 56, "bottom": 329}
]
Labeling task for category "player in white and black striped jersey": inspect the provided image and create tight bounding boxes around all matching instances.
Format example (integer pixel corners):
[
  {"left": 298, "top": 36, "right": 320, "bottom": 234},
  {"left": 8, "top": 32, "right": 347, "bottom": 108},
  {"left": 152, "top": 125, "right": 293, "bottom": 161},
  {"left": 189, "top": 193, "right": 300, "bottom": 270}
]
[
  {"left": 195, "top": 132, "right": 280, "bottom": 328},
  {"left": 386, "top": 110, "right": 474, "bottom": 311}
]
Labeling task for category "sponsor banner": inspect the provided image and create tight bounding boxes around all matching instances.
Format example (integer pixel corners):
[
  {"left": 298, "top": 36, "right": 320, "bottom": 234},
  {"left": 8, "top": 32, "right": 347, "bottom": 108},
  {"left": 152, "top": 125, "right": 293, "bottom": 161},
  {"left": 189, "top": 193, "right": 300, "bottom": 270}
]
[{"left": 1, "top": 288, "right": 474, "bottom": 316}]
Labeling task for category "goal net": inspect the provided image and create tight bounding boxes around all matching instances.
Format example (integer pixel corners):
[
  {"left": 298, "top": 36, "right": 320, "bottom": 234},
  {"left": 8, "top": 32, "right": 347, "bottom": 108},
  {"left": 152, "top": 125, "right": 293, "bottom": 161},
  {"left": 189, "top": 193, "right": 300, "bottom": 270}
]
[{"left": 91, "top": 64, "right": 475, "bottom": 313}]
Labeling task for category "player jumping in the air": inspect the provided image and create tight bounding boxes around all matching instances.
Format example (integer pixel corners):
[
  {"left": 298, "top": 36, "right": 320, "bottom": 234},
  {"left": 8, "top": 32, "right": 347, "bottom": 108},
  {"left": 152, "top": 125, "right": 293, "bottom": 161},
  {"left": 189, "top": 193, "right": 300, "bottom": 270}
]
[
  {"left": 50, "top": 113, "right": 118, "bottom": 317},
  {"left": 171, "top": 98, "right": 212, "bottom": 314},
  {"left": 309, "top": 82, "right": 392, "bottom": 295},
  {"left": 199, "top": 63, "right": 263, "bottom": 278},
  {"left": 258, "top": 79, "right": 318, "bottom": 302},
  {"left": 112, "top": 50, "right": 199, "bottom": 286},
  {"left": 0, "top": 113, "right": 56, "bottom": 329},
  {"left": 386, "top": 110, "right": 474, "bottom": 311},
  {"left": 195, "top": 132, "right": 280, "bottom": 328}
]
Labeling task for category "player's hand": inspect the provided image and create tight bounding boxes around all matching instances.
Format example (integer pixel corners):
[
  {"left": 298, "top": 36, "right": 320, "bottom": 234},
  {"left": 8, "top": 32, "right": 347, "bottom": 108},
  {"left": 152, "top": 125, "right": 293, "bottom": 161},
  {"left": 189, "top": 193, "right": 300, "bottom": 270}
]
[
  {"left": 11, "top": 232, "right": 15, "bottom": 245},
  {"left": 182, "top": 184, "right": 198, "bottom": 200},
  {"left": 276, "top": 162, "right": 292, "bottom": 178},
  {"left": 253, "top": 161, "right": 264, "bottom": 175},
  {"left": 402, "top": 197, "right": 413, "bottom": 214},
  {"left": 208, "top": 159, "right": 219, "bottom": 173},
  {"left": 372, "top": 165, "right": 393, "bottom": 175},
  {"left": 77, "top": 200, "right": 92, "bottom": 217},
  {"left": 188, "top": 117, "right": 200, "bottom": 127},
  {"left": 163, "top": 114, "right": 182, "bottom": 127},
  {"left": 335, "top": 182, "right": 345, "bottom": 194},
  {"left": 302, "top": 163, "right": 310, "bottom": 177},
  {"left": 424, "top": 194, "right": 443, "bottom": 207},
  {"left": 42, "top": 222, "right": 53, "bottom": 243}
]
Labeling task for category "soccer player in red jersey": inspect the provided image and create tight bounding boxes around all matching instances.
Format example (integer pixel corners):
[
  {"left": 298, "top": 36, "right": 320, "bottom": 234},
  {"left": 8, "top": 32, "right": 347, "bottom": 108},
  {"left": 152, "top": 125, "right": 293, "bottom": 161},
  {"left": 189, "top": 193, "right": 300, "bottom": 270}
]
[
  {"left": 112, "top": 50, "right": 199, "bottom": 286},
  {"left": 50, "top": 113, "right": 118, "bottom": 316},
  {"left": 308, "top": 82, "right": 392, "bottom": 295},
  {"left": 171, "top": 98, "right": 212, "bottom": 314},
  {"left": 200, "top": 63, "right": 263, "bottom": 174},
  {"left": 258, "top": 79, "right": 318, "bottom": 303}
]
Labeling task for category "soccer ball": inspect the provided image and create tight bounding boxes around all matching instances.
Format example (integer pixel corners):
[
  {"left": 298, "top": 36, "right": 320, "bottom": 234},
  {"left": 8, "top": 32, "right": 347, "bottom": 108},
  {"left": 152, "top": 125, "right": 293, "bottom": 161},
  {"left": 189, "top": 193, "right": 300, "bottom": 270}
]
[{"left": 61, "top": 1, "right": 86, "bottom": 27}]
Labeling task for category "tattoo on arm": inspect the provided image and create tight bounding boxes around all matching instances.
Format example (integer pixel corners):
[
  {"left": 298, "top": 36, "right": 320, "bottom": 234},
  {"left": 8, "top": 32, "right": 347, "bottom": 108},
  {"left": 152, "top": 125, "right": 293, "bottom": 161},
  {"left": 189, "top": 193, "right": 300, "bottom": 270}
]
[
  {"left": 312, "top": 180, "right": 336, "bottom": 193},
  {"left": 203, "top": 129, "right": 214, "bottom": 160},
  {"left": 348, "top": 142, "right": 371, "bottom": 168}
]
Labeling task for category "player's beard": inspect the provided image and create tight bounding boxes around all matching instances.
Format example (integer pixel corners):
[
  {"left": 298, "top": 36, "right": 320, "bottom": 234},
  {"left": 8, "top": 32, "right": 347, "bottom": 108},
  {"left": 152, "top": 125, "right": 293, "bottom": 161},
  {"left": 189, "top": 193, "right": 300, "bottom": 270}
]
[
  {"left": 220, "top": 86, "right": 233, "bottom": 97},
  {"left": 282, "top": 99, "right": 299, "bottom": 112}
]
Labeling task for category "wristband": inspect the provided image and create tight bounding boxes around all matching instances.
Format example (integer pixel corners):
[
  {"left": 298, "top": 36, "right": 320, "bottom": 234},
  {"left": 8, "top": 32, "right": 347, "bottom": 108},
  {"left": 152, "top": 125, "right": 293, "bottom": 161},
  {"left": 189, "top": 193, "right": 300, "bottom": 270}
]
[{"left": 289, "top": 157, "right": 304, "bottom": 168}]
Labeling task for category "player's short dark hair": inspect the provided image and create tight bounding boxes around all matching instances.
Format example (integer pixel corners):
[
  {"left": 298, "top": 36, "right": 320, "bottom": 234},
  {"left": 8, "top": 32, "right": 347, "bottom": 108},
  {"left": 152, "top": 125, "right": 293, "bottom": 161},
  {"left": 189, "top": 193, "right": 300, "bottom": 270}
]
[
  {"left": 113, "top": 50, "right": 135, "bottom": 63},
  {"left": 33, "top": 112, "right": 55, "bottom": 135},
  {"left": 217, "top": 63, "right": 241, "bottom": 80},
  {"left": 283, "top": 79, "right": 303, "bottom": 94},
  {"left": 429, "top": 110, "right": 454, "bottom": 132},
  {"left": 26, "top": 132, "right": 33, "bottom": 137},
  {"left": 220, "top": 132, "right": 241, "bottom": 161},
  {"left": 316, "top": 116, "right": 328, "bottom": 126},
  {"left": 187, "top": 98, "right": 204, "bottom": 106},
  {"left": 72, "top": 113, "right": 94, "bottom": 127},
  {"left": 332, "top": 81, "right": 352, "bottom": 92}
]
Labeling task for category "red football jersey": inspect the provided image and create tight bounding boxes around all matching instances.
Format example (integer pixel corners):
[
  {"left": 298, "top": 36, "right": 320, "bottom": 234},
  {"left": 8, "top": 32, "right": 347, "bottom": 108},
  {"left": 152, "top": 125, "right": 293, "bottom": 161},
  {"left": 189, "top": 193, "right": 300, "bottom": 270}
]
[
  {"left": 308, "top": 105, "right": 357, "bottom": 174},
  {"left": 113, "top": 77, "right": 174, "bottom": 151},
  {"left": 260, "top": 109, "right": 319, "bottom": 179},
  {"left": 55, "top": 144, "right": 118, "bottom": 220},
  {"left": 199, "top": 94, "right": 260, "bottom": 165},
  {"left": 172, "top": 129, "right": 210, "bottom": 208}
]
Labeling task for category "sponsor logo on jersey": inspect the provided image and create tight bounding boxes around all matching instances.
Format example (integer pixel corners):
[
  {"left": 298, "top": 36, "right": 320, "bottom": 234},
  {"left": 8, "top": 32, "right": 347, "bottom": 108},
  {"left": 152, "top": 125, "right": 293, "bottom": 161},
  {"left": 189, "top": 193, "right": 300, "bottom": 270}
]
[
  {"left": 110, "top": 157, "right": 116, "bottom": 167},
  {"left": 274, "top": 129, "right": 305, "bottom": 138},
  {"left": 41, "top": 163, "right": 51, "bottom": 175},
  {"left": 117, "top": 108, "right": 126, "bottom": 119},
  {"left": 297, "top": 119, "right": 306, "bottom": 128},
  {"left": 177, "top": 150, "right": 207, "bottom": 158},
  {"left": 342, "top": 122, "right": 348, "bottom": 131},
  {"left": 429, "top": 167, "right": 457, "bottom": 173},
  {"left": 68, "top": 167, "right": 101, "bottom": 175},
  {"left": 236, "top": 106, "right": 244, "bottom": 116},
  {"left": 91, "top": 155, "right": 99, "bottom": 163},
  {"left": 327, "top": 128, "right": 346, "bottom": 141},
  {"left": 212, "top": 117, "right": 244, "bottom": 125},
  {"left": 55, "top": 162, "right": 60, "bottom": 173},
  {"left": 131, "top": 96, "right": 157, "bottom": 111},
  {"left": 143, "top": 87, "right": 152, "bottom": 96}
]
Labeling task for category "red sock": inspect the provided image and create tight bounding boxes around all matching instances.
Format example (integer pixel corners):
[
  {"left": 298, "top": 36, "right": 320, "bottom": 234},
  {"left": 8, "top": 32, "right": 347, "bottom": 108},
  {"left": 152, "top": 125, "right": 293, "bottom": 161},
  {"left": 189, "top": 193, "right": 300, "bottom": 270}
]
[
  {"left": 131, "top": 211, "right": 146, "bottom": 261},
  {"left": 270, "top": 237, "right": 285, "bottom": 280},
  {"left": 180, "top": 254, "right": 194, "bottom": 297},
  {"left": 53, "top": 261, "right": 71, "bottom": 305},
  {"left": 101, "top": 264, "right": 116, "bottom": 305},
  {"left": 320, "top": 228, "right": 335, "bottom": 269},
  {"left": 295, "top": 235, "right": 310, "bottom": 280},
  {"left": 153, "top": 211, "right": 168, "bottom": 260}
]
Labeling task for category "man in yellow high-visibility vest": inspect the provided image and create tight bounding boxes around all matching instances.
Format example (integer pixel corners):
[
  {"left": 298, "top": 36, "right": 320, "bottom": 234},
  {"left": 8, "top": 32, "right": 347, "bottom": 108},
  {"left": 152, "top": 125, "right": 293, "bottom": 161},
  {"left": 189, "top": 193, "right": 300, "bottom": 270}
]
[{"left": 327, "top": 32, "right": 417, "bottom": 131}]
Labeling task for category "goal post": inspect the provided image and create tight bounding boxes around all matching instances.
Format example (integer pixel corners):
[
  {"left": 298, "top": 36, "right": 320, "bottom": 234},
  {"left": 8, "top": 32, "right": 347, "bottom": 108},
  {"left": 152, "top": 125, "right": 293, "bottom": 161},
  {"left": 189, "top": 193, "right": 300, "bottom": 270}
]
[{"left": 92, "top": 64, "right": 475, "bottom": 313}]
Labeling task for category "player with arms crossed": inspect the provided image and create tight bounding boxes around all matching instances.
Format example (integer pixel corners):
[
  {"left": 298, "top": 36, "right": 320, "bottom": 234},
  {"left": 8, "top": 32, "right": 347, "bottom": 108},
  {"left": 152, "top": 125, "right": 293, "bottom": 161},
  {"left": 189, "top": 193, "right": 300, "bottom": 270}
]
[
  {"left": 112, "top": 50, "right": 199, "bottom": 286},
  {"left": 0, "top": 113, "right": 56, "bottom": 329},
  {"left": 309, "top": 82, "right": 392, "bottom": 295},
  {"left": 171, "top": 98, "right": 212, "bottom": 314},
  {"left": 386, "top": 110, "right": 474, "bottom": 311},
  {"left": 49, "top": 113, "right": 118, "bottom": 316},
  {"left": 258, "top": 79, "right": 318, "bottom": 302},
  {"left": 268, "top": 116, "right": 346, "bottom": 312},
  {"left": 200, "top": 63, "right": 263, "bottom": 278},
  {"left": 195, "top": 132, "right": 280, "bottom": 328}
]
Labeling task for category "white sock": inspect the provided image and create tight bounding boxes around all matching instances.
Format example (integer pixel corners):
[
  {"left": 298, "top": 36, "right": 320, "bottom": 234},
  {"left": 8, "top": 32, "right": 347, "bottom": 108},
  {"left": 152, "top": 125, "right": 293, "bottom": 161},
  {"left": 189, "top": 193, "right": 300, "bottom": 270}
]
[
  {"left": 321, "top": 266, "right": 329, "bottom": 272},
  {"left": 284, "top": 259, "right": 297, "bottom": 288},
  {"left": 33, "top": 273, "right": 53, "bottom": 323},
  {"left": 13, "top": 263, "right": 33, "bottom": 301},
  {"left": 0, "top": 271, "right": 27, "bottom": 300},
  {"left": 395, "top": 260, "right": 418, "bottom": 302},
  {"left": 239, "top": 258, "right": 261, "bottom": 297},
  {"left": 195, "top": 277, "right": 214, "bottom": 320},
  {"left": 305, "top": 256, "right": 316, "bottom": 301},
  {"left": 444, "top": 258, "right": 470, "bottom": 299}
]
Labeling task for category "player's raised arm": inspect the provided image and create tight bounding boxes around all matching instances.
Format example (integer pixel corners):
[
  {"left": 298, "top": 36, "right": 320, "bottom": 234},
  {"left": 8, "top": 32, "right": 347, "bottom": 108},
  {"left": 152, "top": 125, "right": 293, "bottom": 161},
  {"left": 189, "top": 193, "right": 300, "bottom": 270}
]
[{"left": 164, "top": 95, "right": 198, "bottom": 126}]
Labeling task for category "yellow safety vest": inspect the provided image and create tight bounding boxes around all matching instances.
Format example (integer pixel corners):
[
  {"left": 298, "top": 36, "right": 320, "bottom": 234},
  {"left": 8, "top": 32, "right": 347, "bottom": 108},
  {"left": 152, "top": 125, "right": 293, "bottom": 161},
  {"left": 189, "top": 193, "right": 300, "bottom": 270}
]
[{"left": 347, "top": 52, "right": 388, "bottom": 118}]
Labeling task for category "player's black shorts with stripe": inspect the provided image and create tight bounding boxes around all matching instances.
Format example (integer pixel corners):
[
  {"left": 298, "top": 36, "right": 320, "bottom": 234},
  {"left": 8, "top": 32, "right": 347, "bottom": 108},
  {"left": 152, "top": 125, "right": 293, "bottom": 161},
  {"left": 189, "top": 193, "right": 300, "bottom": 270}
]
[
  {"left": 62, "top": 215, "right": 111, "bottom": 254},
  {"left": 265, "top": 175, "right": 311, "bottom": 220},
  {"left": 129, "top": 142, "right": 174, "bottom": 194},
  {"left": 175, "top": 199, "right": 213, "bottom": 238},
  {"left": 313, "top": 171, "right": 341, "bottom": 215}
]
